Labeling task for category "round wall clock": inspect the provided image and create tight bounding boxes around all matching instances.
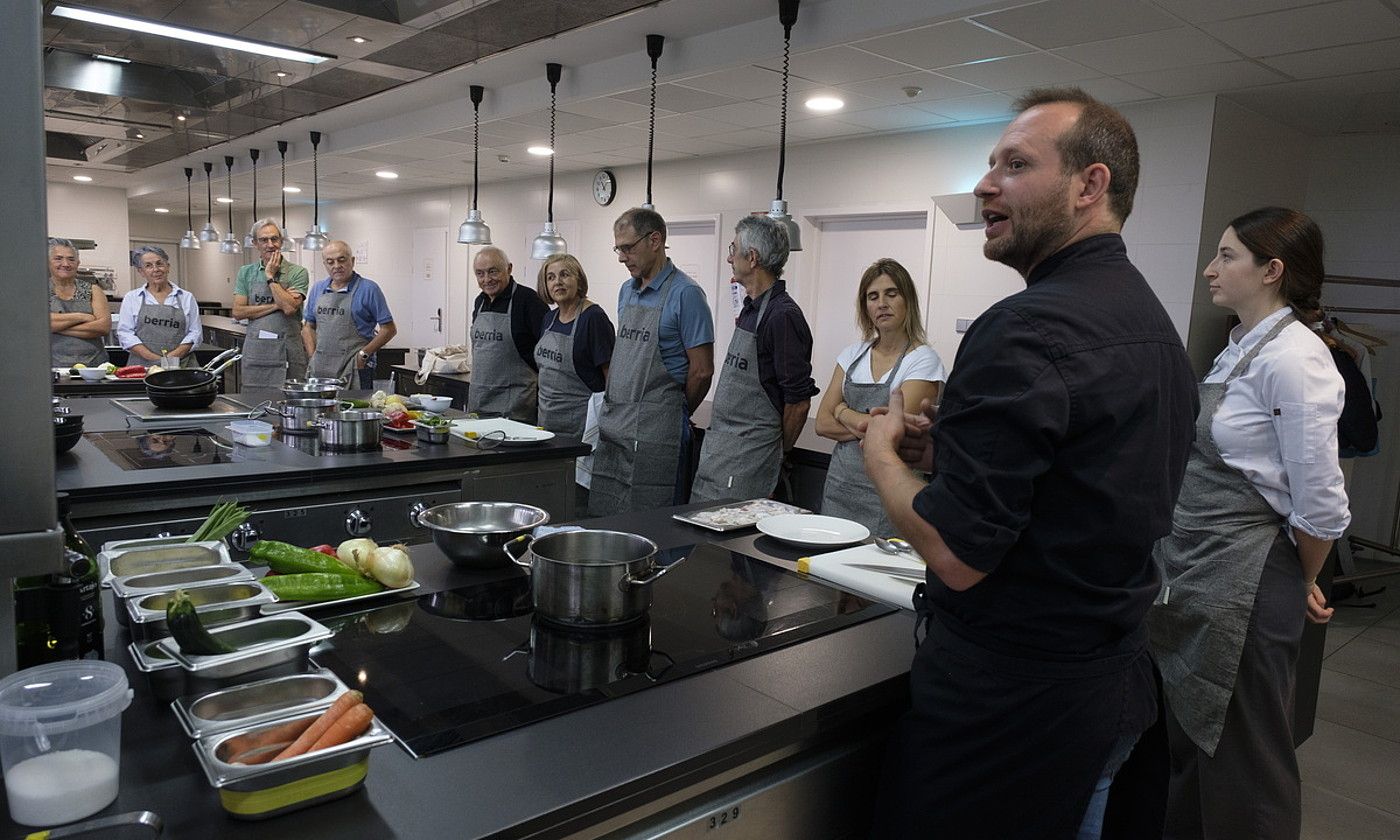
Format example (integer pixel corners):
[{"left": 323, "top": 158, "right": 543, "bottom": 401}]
[{"left": 593, "top": 169, "right": 617, "bottom": 206}]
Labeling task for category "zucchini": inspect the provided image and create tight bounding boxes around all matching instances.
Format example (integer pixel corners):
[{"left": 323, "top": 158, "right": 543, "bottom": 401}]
[
  {"left": 250, "top": 541, "right": 360, "bottom": 576},
  {"left": 263, "top": 573, "right": 383, "bottom": 601},
  {"left": 166, "top": 589, "right": 237, "bottom": 655}
]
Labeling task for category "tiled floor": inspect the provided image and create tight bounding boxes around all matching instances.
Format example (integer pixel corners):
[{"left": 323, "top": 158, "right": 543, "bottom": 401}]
[{"left": 1300, "top": 557, "right": 1400, "bottom": 838}]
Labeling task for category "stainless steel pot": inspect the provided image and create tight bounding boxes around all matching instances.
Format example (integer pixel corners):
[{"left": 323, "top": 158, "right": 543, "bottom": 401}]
[
  {"left": 310, "top": 409, "right": 383, "bottom": 451},
  {"left": 503, "top": 530, "right": 681, "bottom": 628},
  {"left": 281, "top": 379, "right": 342, "bottom": 401},
  {"left": 268, "top": 399, "right": 351, "bottom": 435},
  {"left": 414, "top": 501, "right": 549, "bottom": 568}
]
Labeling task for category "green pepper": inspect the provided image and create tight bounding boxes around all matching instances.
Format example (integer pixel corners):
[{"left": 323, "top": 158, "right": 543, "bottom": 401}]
[
  {"left": 249, "top": 540, "right": 361, "bottom": 576},
  {"left": 262, "top": 573, "right": 383, "bottom": 601}
]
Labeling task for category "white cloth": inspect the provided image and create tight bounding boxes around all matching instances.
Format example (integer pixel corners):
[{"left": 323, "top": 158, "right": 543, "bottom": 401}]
[
  {"left": 116, "top": 284, "right": 203, "bottom": 350},
  {"left": 1206, "top": 307, "right": 1351, "bottom": 539},
  {"left": 834, "top": 340, "right": 946, "bottom": 389}
]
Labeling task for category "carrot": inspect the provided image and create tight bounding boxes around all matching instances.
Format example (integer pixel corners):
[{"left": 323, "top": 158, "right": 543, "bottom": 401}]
[
  {"left": 272, "top": 690, "right": 363, "bottom": 761},
  {"left": 228, "top": 717, "right": 313, "bottom": 766},
  {"left": 308, "top": 702, "right": 374, "bottom": 753}
]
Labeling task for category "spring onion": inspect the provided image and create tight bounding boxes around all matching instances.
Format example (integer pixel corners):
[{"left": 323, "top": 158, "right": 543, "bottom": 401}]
[{"left": 188, "top": 500, "right": 250, "bottom": 543}]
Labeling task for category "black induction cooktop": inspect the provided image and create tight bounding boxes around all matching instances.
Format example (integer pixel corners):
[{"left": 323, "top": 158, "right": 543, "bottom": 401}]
[
  {"left": 85, "top": 426, "right": 417, "bottom": 470},
  {"left": 313, "top": 544, "right": 892, "bottom": 758}
]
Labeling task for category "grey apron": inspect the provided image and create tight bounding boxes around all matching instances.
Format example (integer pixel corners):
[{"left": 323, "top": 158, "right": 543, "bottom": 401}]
[
  {"left": 691, "top": 291, "right": 783, "bottom": 503},
  {"left": 820, "top": 342, "right": 909, "bottom": 538},
  {"left": 133, "top": 289, "right": 188, "bottom": 367},
  {"left": 307, "top": 277, "right": 367, "bottom": 381},
  {"left": 241, "top": 271, "right": 307, "bottom": 389},
  {"left": 588, "top": 276, "right": 687, "bottom": 516},
  {"left": 535, "top": 306, "right": 594, "bottom": 439},
  {"left": 50, "top": 280, "right": 107, "bottom": 367},
  {"left": 1149, "top": 313, "right": 1298, "bottom": 757},
  {"left": 469, "top": 293, "right": 539, "bottom": 422}
]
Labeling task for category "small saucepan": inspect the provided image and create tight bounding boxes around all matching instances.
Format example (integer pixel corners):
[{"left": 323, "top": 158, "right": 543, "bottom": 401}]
[
  {"left": 310, "top": 409, "right": 383, "bottom": 451},
  {"left": 265, "top": 398, "right": 353, "bottom": 435}
]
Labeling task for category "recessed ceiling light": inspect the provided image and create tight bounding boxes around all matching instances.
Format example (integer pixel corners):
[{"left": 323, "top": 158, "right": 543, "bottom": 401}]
[
  {"left": 134, "top": 132, "right": 144, "bottom": 139},
  {"left": 176, "top": 115, "right": 186, "bottom": 122},
  {"left": 527, "top": 146, "right": 554, "bottom": 157},
  {"left": 283, "top": 186, "right": 301, "bottom": 193},
  {"left": 375, "top": 171, "right": 398, "bottom": 179},
  {"left": 348, "top": 36, "right": 371, "bottom": 44},
  {"left": 91, "top": 53, "right": 129, "bottom": 64},
  {"left": 52, "top": 5, "right": 334, "bottom": 64},
  {"left": 216, "top": 197, "right": 233, "bottom": 204},
  {"left": 72, "top": 175, "right": 93, "bottom": 182},
  {"left": 805, "top": 96, "right": 844, "bottom": 113},
  {"left": 274, "top": 71, "right": 289, "bottom": 78},
  {"left": 154, "top": 208, "right": 170, "bottom": 213}
]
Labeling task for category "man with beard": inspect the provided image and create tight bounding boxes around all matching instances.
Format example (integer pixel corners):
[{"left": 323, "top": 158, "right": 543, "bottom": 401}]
[{"left": 862, "top": 87, "right": 1197, "bottom": 839}]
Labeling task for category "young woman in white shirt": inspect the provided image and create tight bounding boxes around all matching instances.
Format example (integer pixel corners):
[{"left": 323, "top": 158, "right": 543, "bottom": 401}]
[
  {"left": 816, "top": 258, "right": 945, "bottom": 539},
  {"left": 1149, "top": 207, "right": 1349, "bottom": 839}
]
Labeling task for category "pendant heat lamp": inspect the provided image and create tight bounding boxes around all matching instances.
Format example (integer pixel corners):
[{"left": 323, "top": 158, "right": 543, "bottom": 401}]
[
  {"left": 198, "top": 161, "right": 220, "bottom": 242},
  {"left": 456, "top": 84, "right": 492, "bottom": 245},
  {"left": 277, "top": 140, "right": 298, "bottom": 253},
  {"left": 179, "top": 167, "right": 200, "bottom": 250},
  {"left": 530, "top": 63, "right": 567, "bottom": 260},
  {"left": 768, "top": 0, "right": 803, "bottom": 251},
  {"left": 642, "top": 34, "right": 664, "bottom": 210},
  {"left": 302, "top": 131, "right": 328, "bottom": 252},
  {"left": 218, "top": 156, "right": 242, "bottom": 254},
  {"left": 243, "top": 148, "right": 260, "bottom": 249}
]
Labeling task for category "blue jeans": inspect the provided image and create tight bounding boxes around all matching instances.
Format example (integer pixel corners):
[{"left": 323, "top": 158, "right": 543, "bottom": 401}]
[{"left": 1077, "top": 729, "right": 1141, "bottom": 839}]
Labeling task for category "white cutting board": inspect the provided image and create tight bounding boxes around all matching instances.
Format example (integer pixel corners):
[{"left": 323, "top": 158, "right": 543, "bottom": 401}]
[{"left": 797, "top": 544, "right": 926, "bottom": 610}]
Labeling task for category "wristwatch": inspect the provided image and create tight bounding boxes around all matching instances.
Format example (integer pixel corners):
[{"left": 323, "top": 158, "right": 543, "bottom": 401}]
[{"left": 358, "top": 350, "right": 370, "bottom": 360}]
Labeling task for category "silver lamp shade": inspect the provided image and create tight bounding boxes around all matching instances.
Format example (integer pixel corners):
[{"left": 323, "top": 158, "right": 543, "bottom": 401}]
[
  {"left": 530, "top": 222, "right": 567, "bottom": 260},
  {"left": 767, "top": 199, "right": 802, "bottom": 252},
  {"left": 218, "top": 233, "right": 242, "bottom": 254},
  {"left": 281, "top": 235, "right": 298, "bottom": 254},
  {"left": 180, "top": 230, "right": 200, "bottom": 250},
  {"left": 302, "top": 228, "right": 328, "bottom": 252},
  {"left": 198, "top": 221, "right": 220, "bottom": 242},
  {"left": 457, "top": 208, "right": 491, "bottom": 245}
]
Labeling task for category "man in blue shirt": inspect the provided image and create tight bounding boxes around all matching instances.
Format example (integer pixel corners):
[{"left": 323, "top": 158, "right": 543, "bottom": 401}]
[
  {"left": 588, "top": 207, "right": 714, "bottom": 516},
  {"left": 303, "top": 240, "right": 397, "bottom": 388}
]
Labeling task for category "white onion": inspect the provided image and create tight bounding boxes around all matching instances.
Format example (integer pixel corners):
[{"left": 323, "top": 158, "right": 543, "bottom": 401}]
[
  {"left": 337, "top": 538, "right": 378, "bottom": 573},
  {"left": 368, "top": 544, "right": 413, "bottom": 588}
]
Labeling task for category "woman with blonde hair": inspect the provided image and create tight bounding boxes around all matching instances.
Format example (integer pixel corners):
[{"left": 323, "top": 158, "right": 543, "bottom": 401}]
[{"left": 816, "top": 258, "right": 944, "bottom": 538}]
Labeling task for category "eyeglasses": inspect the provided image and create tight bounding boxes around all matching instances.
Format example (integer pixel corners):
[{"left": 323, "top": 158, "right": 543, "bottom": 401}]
[
  {"left": 613, "top": 232, "right": 653, "bottom": 256},
  {"left": 141, "top": 261, "right": 170, "bottom": 269},
  {"left": 728, "top": 242, "right": 754, "bottom": 260},
  {"left": 255, "top": 235, "right": 281, "bottom": 244}
]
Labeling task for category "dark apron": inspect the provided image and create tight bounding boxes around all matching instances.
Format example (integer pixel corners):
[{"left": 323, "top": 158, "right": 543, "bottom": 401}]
[
  {"left": 469, "top": 293, "right": 539, "bottom": 422},
  {"left": 241, "top": 271, "right": 307, "bottom": 389},
  {"left": 535, "top": 306, "right": 594, "bottom": 439},
  {"left": 50, "top": 280, "right": 107, "bottom": 367},
  {"left": 820, "top": 341, "right": 909, "bottom": 538},
  {"left": 307, "top": 278, "right": 367, "bottom": 381},
  {"left": 1148, "top": 314, "right": 1297, "bottom": 757},
  {"left": 691, "top": 291, "right": 783, "bottom": 503},
  {"left": 588, "top": 276, "right": 687, "bottom": 516},
  {"left": 132, "top": 290, "right": 189, "bottom": 367}
]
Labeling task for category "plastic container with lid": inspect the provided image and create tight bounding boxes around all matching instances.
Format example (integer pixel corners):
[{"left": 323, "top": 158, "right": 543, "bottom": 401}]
[
  {"left": 226, "top": 419, "right": 273, "bottom": 446},
  {"left": 0, "top": 660, "right": 133, "bottom": 826}
]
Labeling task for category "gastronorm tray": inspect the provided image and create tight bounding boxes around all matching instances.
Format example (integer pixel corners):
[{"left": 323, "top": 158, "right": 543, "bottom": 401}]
[
  {"left": 99, "top": 540, "right": 233, "bottom": 586},
  {"left": 110, "top": 395, "right": 260, "bottom": 427},
  {"left": 157, "top": 612, "right": 332, "bottom": 679},
  {"left": 172, "top": 668, "right": 350, "bottom": 739},
  {"left": 259, "top": 579, "right": 421, "bottom": 615},
  {"left": 111, "top": 563, "right": 255, "bottom": 599},
  {"left": 125, "top": 581, "right": 278, "bottom": 641},
  {"left": 672, "top": 498, "right": 810, "bottom": 532}
]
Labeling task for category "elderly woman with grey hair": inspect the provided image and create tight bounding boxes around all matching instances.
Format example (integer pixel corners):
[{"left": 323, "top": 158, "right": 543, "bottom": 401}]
[
  {"left": 48, "top": 237, "right": 111, "bottom": 368},
  {"left": 690, "top": 215, "right": 818, "bottom": 503},
  {"left": 117, "top": 245, "right": 203, "bottom": 367}
]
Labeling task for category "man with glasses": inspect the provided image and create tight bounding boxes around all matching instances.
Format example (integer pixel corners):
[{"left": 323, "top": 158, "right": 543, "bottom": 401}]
[
  {"left": 468, "top": 245, "right": 550, "bottom": 421},
  {"left": 303, "top": 240, "right": 397, "bottom": 388},
  {"left": 233, "top": 219, "right": 309, "bottom": 389},
  {"left": 589, "top": 207, "right": 714, "bottom": 516},
  {"left": 118, "top": 245, "right": 202, "bottom": 368}
]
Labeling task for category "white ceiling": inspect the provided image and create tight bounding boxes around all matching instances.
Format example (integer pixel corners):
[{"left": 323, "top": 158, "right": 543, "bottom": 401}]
[{"left": 49, "top": 0, "right": 1400, "bottom": 216}]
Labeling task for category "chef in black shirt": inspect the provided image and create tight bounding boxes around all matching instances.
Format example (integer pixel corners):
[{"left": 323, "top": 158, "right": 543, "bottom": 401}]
[{"left": 863, "top": 86, "right": 1198, "bottom": 839}]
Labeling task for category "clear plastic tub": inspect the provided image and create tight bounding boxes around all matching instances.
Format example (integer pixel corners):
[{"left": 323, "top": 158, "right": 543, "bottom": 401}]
[
  {"left": 0, "top": 660, "right": 133, "bottom": 826},
  {"left": 226, "top": 419, "right": 273, "bottom": 446}
]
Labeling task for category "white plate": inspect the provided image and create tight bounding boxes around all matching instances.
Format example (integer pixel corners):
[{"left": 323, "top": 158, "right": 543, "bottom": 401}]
[
  {"left": 449, "top": 418, "right": 555, "bottom": 446},
  {"left": 756, "top": 514, "right": 870, "bottom": 549},
  {"left": 260, "top": 579, "right": 420, "bottom": 614}
]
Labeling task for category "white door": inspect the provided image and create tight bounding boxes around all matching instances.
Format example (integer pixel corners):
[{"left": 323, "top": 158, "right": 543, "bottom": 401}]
[
  {"left": 407, "top": 227, "right": 449, "bottom": 350},
  {"left": 807, "top": 213, "right": 929, "bottom": 395},
  {"left": 665, "top": 217, "right": 723, "bottom": 354}
]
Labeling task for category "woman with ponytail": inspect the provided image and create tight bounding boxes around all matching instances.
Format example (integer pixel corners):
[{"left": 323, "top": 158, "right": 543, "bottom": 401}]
[{"left": 1149, "top": 207, "right": 1351, "bottom": 838}]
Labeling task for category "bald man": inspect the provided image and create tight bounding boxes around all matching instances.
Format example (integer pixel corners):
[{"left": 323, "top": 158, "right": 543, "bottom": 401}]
[
  {"left": 468, "top": 246, "right": 550, "bottom": 421},
  {"left": 303, "top": 240, "right": 397, "bottom": 387}
]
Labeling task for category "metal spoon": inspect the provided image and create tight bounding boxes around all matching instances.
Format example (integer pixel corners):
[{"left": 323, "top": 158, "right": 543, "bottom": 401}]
[{"left": 874, "top": 537, "right": 914, "bottom": 555}]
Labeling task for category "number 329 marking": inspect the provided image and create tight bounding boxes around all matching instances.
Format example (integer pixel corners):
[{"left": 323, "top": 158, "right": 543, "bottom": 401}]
[{"left": 707, "top": 805, "right": 741, "bottom": 831}]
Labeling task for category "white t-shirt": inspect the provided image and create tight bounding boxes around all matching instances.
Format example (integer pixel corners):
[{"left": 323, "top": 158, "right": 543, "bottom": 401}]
[{"left": 835, "top": 340, "right": 946, "bottom": 389}]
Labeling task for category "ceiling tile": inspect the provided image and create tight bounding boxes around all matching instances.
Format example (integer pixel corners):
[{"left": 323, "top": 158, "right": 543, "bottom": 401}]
[
  {"left": 690, "top": 101, "right": 782, "bottom": 129},
  {"left": 786, "top": 117, "right": 876, "bottom": 141},
  {"left": 614, "top": 84, "right": 738, "bottom": 113},
  {"left": 574, "top": 123, "right": 654, "bottom": 149},
  {"left": 1260, "top": 37, "right": 1400, "bottom": 79},
  {"left": 652, "top": 136, "right": 748, "bottom": 156},
  {"left": 705, "top": 127, "right": 782, "bottom": 149},
  {"left": 758, "top": 45, "right": 916, "bottom": 85},
  {"left": 973, "top": 0, "right": 1179, "bottom": 49},
  {"left": 305, "top": 19, "right": 419, "bottom": 60},
  {"left": 1202, "top": 0, "right": 1400, "bottom": 57},
  {"left": 854, "top": 20, "right": 1031, "bottom": 70},
  {"left": 839, "top": 71, "right": 985, "bottom": 104},
  {"left": 912, "top": 93, "right": 1016, "bottom": 122},
  {"left": 560, "top": 96, "right": 657, "bottom": 123},
  {"left": 236, "top": 0, "right": 355, "bottom": 47},
  {"left": 164, "top": 0, "right": 283, "bottom": 31},
  {"left": 753, "top": 89, "right": 887, "bottom": 113},
  {"left": 836, "top": 105, "right": 957, "bottom": 131},
  {"left": 937, "top": 53, "right": 1101, "bottom": 91},
  {"left": 1054, "top": 28, "right": 1242, "bottom": 76},
  {"left": 475, "top": 120, "right": 542, "bottom": 142},
  {"left": 1150, "top": 0, "right": 1330, "bottom": 24},
  {"left": 510, "top": 109, "right": 615, "bottom": 134},
  {"left": 362, "top": 30, "right": 485, "bottom": 73},
  {"left": 290, "top": 67, "right": 400, "bottom": 100},
  {"left": 1120, "top": 60, "right": 1290, "bottom": 96},
  {"left": 337, "top": 59, "right": 430, "bottom": 83},
  {"left": 655, "top": 112, "right": 748, "bottom": 138},
  {"left": 671, "top": 65, "right": 819, "bottom": 100}
]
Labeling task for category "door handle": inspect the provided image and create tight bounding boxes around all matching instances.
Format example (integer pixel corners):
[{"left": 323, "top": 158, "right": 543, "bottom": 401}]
[{"left": 430, "top": 307, "right": 442, "bottom": 331}]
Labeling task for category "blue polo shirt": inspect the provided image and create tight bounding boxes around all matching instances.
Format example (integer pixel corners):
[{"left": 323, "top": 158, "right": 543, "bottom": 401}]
[
  {"left": 303, "top": 273, "right": 394, "bottom": 340},
  {"left": 615, "top": 260, "right": 714, "bottom": 385}
]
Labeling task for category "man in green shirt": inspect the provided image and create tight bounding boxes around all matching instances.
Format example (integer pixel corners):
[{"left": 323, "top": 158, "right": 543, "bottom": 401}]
[{"left": 233, "top": 219, "right": 310, "bottom": 389}]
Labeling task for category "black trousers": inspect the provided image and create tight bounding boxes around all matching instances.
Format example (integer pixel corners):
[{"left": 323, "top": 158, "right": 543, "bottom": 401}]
[{"left": 1164, "top": 536, "right": 1306, "bottom": 839}]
